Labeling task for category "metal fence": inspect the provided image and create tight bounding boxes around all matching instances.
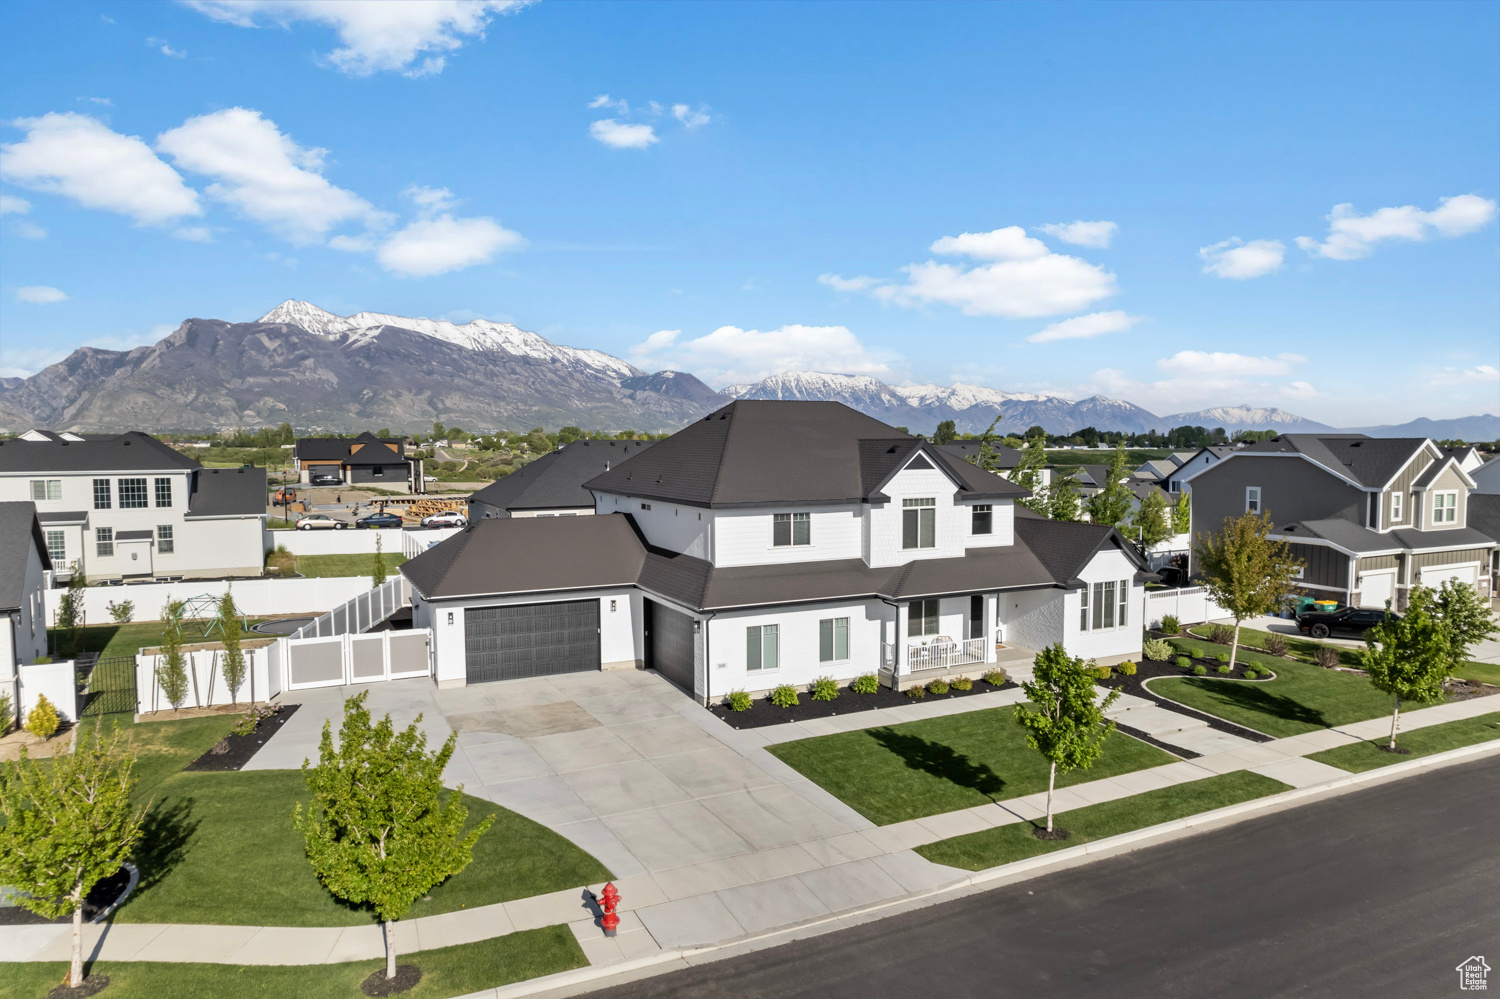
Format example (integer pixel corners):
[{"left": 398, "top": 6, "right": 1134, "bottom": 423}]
[
  {"left": 76, "top": 653, "right": 138, "bottom": 717},
  {"left": 293, "top": 576, "right": 411, "bottom": 640}
]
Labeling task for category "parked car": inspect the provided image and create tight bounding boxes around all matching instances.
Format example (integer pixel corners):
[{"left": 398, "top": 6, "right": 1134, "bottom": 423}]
[
  {"left": 355, "top": 512, "right": 404, "bottom": 529},
  {"left": 296, "top": 513, "right": 347, "bottom": 531},
  {"left": 421, "top": 511, "right": 468, "bottom": 528},
  {"left": 309, "top": 472, "right": 343, "bottom": 486},
  {"left": 1295, "top": 606, "right": 1399, "bottom": 639}
]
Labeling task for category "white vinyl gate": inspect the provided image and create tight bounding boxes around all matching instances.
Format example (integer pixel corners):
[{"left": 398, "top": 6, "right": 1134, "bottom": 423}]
[{"left": 283, "top": 630, "right": 432, "bottom": 690}]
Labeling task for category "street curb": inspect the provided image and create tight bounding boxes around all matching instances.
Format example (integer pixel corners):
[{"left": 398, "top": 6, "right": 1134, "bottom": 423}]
[{"left": 481, "top": 734, "right": 1500, "bottom": 999}]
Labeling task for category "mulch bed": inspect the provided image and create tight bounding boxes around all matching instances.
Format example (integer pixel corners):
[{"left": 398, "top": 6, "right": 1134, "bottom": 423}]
[
  {"left": 0, "top": 866, "right": 131, "bottom": 926},
  {"left": 1444, "top": 678, "right": 1500, "bottom": 701},
  {"left": 361, "top": 965, "right": 422, "bottom": 996},
  {"left": 1095, "top": 646, "right": 1278, "bottom": 744},
  {"left": 709, "top": 679, "right": 1017, "bottom": 730},
  {"left": 46, "top": 975, "right": 111, "bottom": 999},
  {"left": 184, "top": 704, "right": 300, "bottom": 772}
]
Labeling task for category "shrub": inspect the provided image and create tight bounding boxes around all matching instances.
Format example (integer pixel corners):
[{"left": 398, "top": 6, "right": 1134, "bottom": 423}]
[
  {"left": 0, "top": 689, "right": 11, "bottom": 735},
  {"left": 1242, "top": 667, "right": 1258, "bottom": 679},
  {"left": 905, "top": 683, "right": 928, "bottom": 699},
  {"left": 265, "top": 544, "right": 295, "bottom": 575},
  {"left": 769, "top": 684, "right": 800, "bottom": 708},
  {"left": 983, "top": 668, "right": 1008, "bottom": 686},
  {"left": 1175, "top": 656, "right": 1192, "bottom": 670},
  {"left": 810, "top": 676, "right": 840, "bottom": 702},
  {"left": 25, "top": 695, "right": 60, "bottom": 741},
  {"left": 1193, "top": 664, "right": 1208, "bottom": 676},
  {"left": 1142, "top": 638, "right": 1173, "bottom": 662},
  {"left": 106, "top": 599, "right": 135, "bottom": 624},
  {"left": 1208, "top": 624, "right": 1235, "bottom": 645},
  {"left": 231, "top": 703, "right": 280, "bottom": 737},
  {"left": 1092, "top": 665, "right": 1112, "bottom": 680},
  {"left": 1262, "top": 634, "right": 1289, "bottom": 658},
  {"left": 949, "top": 674, "right": 973, "bottom": 691},
  {"left": 1215, "top": 652, "right": 1230, "bottom": 664},
  {"left": 32, "top": 656, "right": 52, "bottom": 665},
  {"left": 1159, "top": 614, "right": 1181, "bottom": 635},
  {"left": 725, "top": 689, "right": 753, "bottom": 712},
  {"left": 1118, "top": 661, "right": 1137, "bottom": 676},
  {"left": 1314, "top": 646, "right": 1341, "bottom": 669},
  {"left": 850, "top": 673, "right": 880, "bottom": 695},
  {"left": 1217, "top": 665, "right": 1232, "bottom": 675},
  {"left": 927, "top": 678, "right": 950, "bottom": 695}
]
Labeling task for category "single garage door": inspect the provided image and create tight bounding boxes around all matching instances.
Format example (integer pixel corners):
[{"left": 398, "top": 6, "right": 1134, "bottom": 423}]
[
  {"left": 465, "top": 600, "right": 599, "bottom": 683},
  {"left": 1358, "top": 571, "right": 1395, "bottom": 609},
  {"left": 1418, "top": 563, "right": 1479, "bottom": 590},
  {"left": 646, "top": 600, "right": 696, "bottom": 693}
]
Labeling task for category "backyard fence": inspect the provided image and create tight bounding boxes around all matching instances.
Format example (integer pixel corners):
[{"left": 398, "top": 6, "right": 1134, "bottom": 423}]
[
  {"left": 280, "top": 630, "right": 431, "bottom": 690},
  {"left": 291, "top": 576, "right": 410, "bottom": 639},
  {"left": 135, "top": 645, "right": 274, "bottom": 713},
  {"left": 1144, "top": 586, "right": 1229, "bottom": 628},
  {"left": 48, "top": 576, "right": 377, "bottom": 627}
]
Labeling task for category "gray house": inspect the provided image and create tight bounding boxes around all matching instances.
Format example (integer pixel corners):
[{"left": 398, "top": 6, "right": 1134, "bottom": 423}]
[
  {"left": 1181, "top": 434, "right": 1496, "bottom": 609},
  {"left": 293, "top": 433, "right": 422, "bottom": 490},
  {"left": 0, "top": 502, "right": 51, "bottom": 722},
  {"left": 468, "top": 439, "right": 655, "bottom": 520}
]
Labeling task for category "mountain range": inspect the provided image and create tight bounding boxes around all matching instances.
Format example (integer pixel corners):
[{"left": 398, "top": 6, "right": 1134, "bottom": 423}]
[{"left": 0, "top": 301, "right": 1494, "bottom": 441}]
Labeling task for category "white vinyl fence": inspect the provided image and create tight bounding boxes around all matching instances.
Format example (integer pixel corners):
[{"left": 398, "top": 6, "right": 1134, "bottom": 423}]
[
  {"left": 402, "top": 527, "right": 463, "bottom": 559},
  {"left": 281, "top": 630, "right": 432, "bottom": 690},
  {"left": 48, "top": 576, "right": 377, "bottom": 627},
  {"left": 293, "top": 576, "right": 410, "bottom": 639},
  {"left": 268, "top": 528, "right": 406, "bottom": 556},
  {"left": 17, "top": 658, "right": 79, "bottom": 726},
  {"left": 136, "top": 645, "right": 274, "bottom": 713},
  {"left": 1144, "top": 586, "right": 1229, "bottom": 628}
]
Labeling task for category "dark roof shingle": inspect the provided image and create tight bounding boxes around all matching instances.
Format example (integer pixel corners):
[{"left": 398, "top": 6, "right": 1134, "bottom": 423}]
[
  {"left": 0, "top": 501, "right": 50, "bottom": 610},
  {"left": 471, "top": 440, "right": 655, "bottom": 513},
  {"left": 185, "top": 467, "right": 267, "bottom": 518},
  {"left": 0, "top": 432, "right": 199, "bottom": 473}
]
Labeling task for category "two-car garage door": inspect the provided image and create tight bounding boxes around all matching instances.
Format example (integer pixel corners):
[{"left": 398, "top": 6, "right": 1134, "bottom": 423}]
[{"left": 465, "top": 600, "right": 599, "bottom": 684}]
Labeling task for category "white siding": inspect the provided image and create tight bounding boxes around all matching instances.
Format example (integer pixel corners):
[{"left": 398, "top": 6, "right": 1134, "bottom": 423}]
[
  {"left": 1000, "top": 586, "right": 1064, "bottom": 653},
  {"left": 867, "top": 464, "right": 970, "bottom": 567},
  {"left": 712, "top": 505, "right": 863, "bottom": 567},
  {"left": 1065, "top": 548, "right": 1145, "bottom": 663},
  {"left": 594, "top": 492, "right": 711, "bottom": 560},
  {"left": 705, "top": 599, "right": 890, "bottom": 699},
  {"left": 960, "top": 499, "right": 1015, "bottom": 550}
]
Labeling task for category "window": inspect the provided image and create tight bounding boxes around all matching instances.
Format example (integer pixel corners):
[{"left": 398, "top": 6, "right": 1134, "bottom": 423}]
[
  {"left": 156, "top": 525, "right": 174, "bottom": 555},
  {"left": 151, "top": 477, "right": 172, "bottom": 508},
  {"left": 1433, "top": 491, "right": 1458, "bottom": 524},
  {"left": 902, "top": 498, "right": 936, "bottom": 549},
  {"left": 30, "top": 479, "right": 62, "bottom": 501},
  {"left": 1169, "top": 481, "right": 1181, "bottom": 493},
  {"left": 641, "top": 502, "right": 652, "bottom": 511},
  {"left": 747, "top": 624, "right": 780, "bottom": 671},
  {"left": 1092, "top": 580, "right": 1117, "bottom": 630},
  {"left": 45, "top": 530, "right": 65, "bottom": 565},
  {"left": 1245, "top": 486, "right": 1261, "bottom": 514},
  {"left": 819, "top": 617, "right": 849, "bottom": 662},
  {"left": 93, "top": 478, "right": 112, "bottom": 510},
  {"left": 1117, "top": 578, "right": 1128, "bottom": 628},
  {"left": 1080, "top": 585, "right": 1090, "bottom": 630},
  {"left": 971, "top": 504, "right": 993, "bottom": 535},
  {"left": 373, "top": 465, "right": 384, "bottom": 477},
  {"left": 773, "top": 512, "right": 811, "bottom": 547},
  {"left": 95, "top": 527, "right": 114, "bottom": 558},
  {"left": 909, "top": 598, "right": 940, "bottom": 638},
  {"left": 119, "top": 477, "right": 148, "bottom": 509},
  {"left": 1389, "top": 491, "right": 1403, "bottom": 523}
]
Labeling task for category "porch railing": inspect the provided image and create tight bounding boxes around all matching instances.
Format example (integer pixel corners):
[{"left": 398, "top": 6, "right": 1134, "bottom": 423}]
[{"left": 907, "top": 637, "right": 987, "bottom": 672}]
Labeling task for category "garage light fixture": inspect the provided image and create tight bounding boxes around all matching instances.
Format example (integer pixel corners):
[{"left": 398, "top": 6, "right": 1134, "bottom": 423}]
[{"left": 447, "top": 612, "right": 454, "bottom": 625}]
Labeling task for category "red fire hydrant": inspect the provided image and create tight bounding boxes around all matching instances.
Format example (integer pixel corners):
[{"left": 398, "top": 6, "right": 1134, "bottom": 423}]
[{"left": 599, "top": 882, "right": 621, "bottom": 937}]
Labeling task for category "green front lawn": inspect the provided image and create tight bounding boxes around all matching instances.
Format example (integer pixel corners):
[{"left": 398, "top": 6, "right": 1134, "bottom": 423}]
[
  {"left": 3, "top": 924, "right": 584, "bottom": 999},
  {"left": 1184, "top": 625, "right": 1363, "bottom": 668},
  {"left": 1307, "top": 712, "right": 1500, "bottom": 773},
  {"left": 293, "top": 553, "right": 409, "bottom": 578},
  {"left": 83, "top": 713, "right": 241, "bottom": 800},
  {"left": 916, "top": 771, "right": 1291, "bottom": 871},
  {"left": 1149, "top": 639, "right": 1401, "bottom": 738},
  {"left": 1454, "top": 660, "right": 1500, "bottom": 686},
  {"left": 117, "top": 770, "right": 612, "bottom": 927},
  {"left": 765, "top": 706, "right": 1177, "bottom": 826}
]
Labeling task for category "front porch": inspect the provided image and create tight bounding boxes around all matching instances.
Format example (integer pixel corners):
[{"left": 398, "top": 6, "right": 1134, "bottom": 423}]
[{"left": 880, "top": 640, "right": 1038, "bottom": 691}]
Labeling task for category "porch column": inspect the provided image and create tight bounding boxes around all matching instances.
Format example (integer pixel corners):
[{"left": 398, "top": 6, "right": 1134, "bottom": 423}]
[{"left": 987, "top": 592, "right": 999, "bottom": 663}]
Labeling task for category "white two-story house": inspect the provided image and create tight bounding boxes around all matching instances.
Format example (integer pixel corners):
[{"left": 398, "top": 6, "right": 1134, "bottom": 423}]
[
  {"left": 402, "top": 402, "right": 1148, "bottom": 703},
  {"left": 0, "top": 431, "right": 267, "bottom": 582}
]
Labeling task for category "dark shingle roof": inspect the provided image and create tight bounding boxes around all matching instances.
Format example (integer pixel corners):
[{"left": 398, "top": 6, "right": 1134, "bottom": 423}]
[
  {"left": 0, "top": 432, "right": 199, "bottom": 473},
  {"left": 471, "top": 440, "right": 655, "bottom": 513},
  {"left": 295, "top": 432, "right": 407, "bottom": 465},
  {"left": 1274, "top": 518, "right": 1497, "bottom": 554},
  {"left": 185, "top": 467, "right": 267, "bottom": 519},
  {"left": 1239, "top": 435, "right": 1428, "bottom": 488},
  {"left": 1014, "top": 515, "right": 1140, "bottom": 586},
  {"left": 0, "top": 501, "right": 50, "bottom": 610},
  {"left": 1468, "top": 494, "right": 1500, "bottom": 546},
  {"left": 933, "top": 442, "right": 1025, "bottom": 470}
]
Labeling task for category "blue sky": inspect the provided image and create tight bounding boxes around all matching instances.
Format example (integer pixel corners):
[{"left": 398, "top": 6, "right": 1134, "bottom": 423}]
[{"left": 1, "top": 0, "right": 1496, "bottom": 426}]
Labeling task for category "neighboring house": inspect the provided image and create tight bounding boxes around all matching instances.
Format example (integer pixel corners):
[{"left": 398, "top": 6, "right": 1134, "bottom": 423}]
[
  {"left": 0, "top": 431, "right": 266, "bottom": 582},
  {"left": 1181, "top": 434, "right": 1497, "bottom": 609},
  {"left": 1132, "top": 451, "right": 1196, "bottom": 485},
  {"left": 293, "top": 432, "right": 423, "bottom": 491},
  {"left": 1443, "top": 444, "right": 1486, "bottom": 474},
  {"left": 0, "top": 501, "right": 51, "bottom": 723},
  {"left": 1466, "top": 492, "right": 1500, "bottom": 595},
  {"left": 934, "top": 442, "right": 1052, "bottom": 489},
  {"left": 1165, "top": 445, "right": 1238, "bottom": 493},
  {"left": 1471, "top": 456, "right": 1500, "bottom": 495},
  {"left": 403, "top": 401, "right": 1149, "bottom": 702},
  {"left": 468, "top": 439, "right": 655, "bottom": 520}
]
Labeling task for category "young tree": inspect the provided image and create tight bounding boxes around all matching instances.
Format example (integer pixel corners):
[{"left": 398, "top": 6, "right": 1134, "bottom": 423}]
[
  {"left": 1193, "top": 512, "right": 1305, "bottom": 670},
  {"left": 931, "top": 419, "right": 958, "bottom": 445},
  {"left": 219, "top": 591, "right": 247, "bottom": 705},
  {"left": 1428, "top": 578, "right": 1499, "bottom": 668},
  {"left": 1012, "top": 431, "right": 1051, "bottom": 516},
  {"left": 372, "top": 533, "right": 388, "bottom": 588},
  {"left": 1171, "top": 490, "right": 1191, "bottom": 535},
  {"left": 1131, "top": 488, "right": 1174, "bottom": 550},
  {"left": 56, "top": 571, "right": 86, "bottom": 658},
  {"left": 156, "top": 600, "right": 189, "bottom": 711},
  {"left": 1048, "top": 468, "right": 1081, "bottom": 522},
  {"left": 1360, "top": 587, "right": 1450, "bottom": 750},
  {"left": 293, "top": 691, "right": 493, "bottom": 980},
  {"left": 0, "top": 729, "right": 147, "bottom": 988},
  {"left": 967, "top": 415, "right": 1004, "bottom": 472},
  {"left": 1015, "top": 644, "right": 1120, "bottom": 836},
  {"left": 1084, "top": 442, "right": 1133, "bottom": 528}
]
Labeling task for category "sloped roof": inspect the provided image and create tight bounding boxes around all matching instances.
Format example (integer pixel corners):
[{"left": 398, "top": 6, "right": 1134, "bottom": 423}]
[
  {"left": 933, "top": 442, "right": 1026, "bottom": 470},
  {"left": 1468, "top": 494, "right": 1500, "bottom": 546},
  {"left": 471, "top": 439, "right": 655, "bottom": 512},
  {"left": 295, "top": 432, "right": 407, "bottom": 464},
  {"left": 0, "top": 501, "right": 50, "bottom": 610},
  {"left": 0, "top": 432, "right": 199, "bottom": 473},
  {"left": 1274, "top": 518, "right": 1496, "bottom": 555},
  {"left": 185, "top": 466, "right": 267, "bottom": 518},
  {"left": 1238, "top": 434, "right": 1429, "bottom": 487}
]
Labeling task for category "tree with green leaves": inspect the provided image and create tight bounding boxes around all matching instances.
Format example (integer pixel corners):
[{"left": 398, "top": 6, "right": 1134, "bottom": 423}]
[
  {"left": 1131, "top": 488, "right": 1174, "bottom": 549},
  {"left": 1048, "top": 467, "right": 1081, "bottom": 521},
  {"left": 219, "top": 591, "right": 246, "bottom": 705},
  {"left": 56, "top": 571, "right": 86, "bottom": 658},
  {"left": 1360, "top": 587, "right": 1451, "bottom": 750},
  {"left": 1171, "top": 490, "right": 1191, "bottom": 535},
  {"left": 1012, "top": 431, "right": 1050, "bottom": 516},
  {"left": 1427, "top": 578, "right": 1499, "bottom": 668},
  {"left": 372, "top": 533, "right": 388, "bottom": 588},
  {"left": 0, "top": 729, "right": 147, "bottom": 989},
  {"left": 293, "top": 690, "right": 493, "bottom": 981},
  {"left": 1015, "top": 644, "right": 1120, "bottom": 837},
  {"left": 1192, "top": 512, "right": 1305, "bottom": 670},
  {"left": 967, "top": 414, "right": 1004, "bottom": 473},
  {"left": 1084, "top": 442, "right": 1133, "bottom": 528},
  {"left": 156, "top": 599, "right": 189, "bottom": 710},
  {"left": 931, "top": 419, "right": 958, "bottom": 445}
]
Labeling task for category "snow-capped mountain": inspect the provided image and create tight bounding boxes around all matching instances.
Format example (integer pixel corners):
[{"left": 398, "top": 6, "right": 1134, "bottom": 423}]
[
  {"left": 722, "top": 372, "right": 933, "bottom": 427},
  {"left": 893, "top": 382, "right": 1061, "bottom": 411},
  {"left": 1161, "top": 404, "right": 1333, "bottom": 433}
]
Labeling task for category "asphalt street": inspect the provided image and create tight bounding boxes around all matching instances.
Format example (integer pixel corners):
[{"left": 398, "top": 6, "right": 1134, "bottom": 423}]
[{"left": 593, "top": 753, "right": 1500, "bottom": 999}]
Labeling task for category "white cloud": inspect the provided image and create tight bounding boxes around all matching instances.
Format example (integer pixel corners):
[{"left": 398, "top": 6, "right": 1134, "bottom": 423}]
[
  {"left": 930, "top": 226, "right": 1049, "bottom": 260},
  {"left": 0, "top": 195, "right": 33, "bottom": 215},
  {"left": 1027, "top": 310, "right": 1139, "bottom": 344},
  {"left": 588, "top": 94, "right": 629, "bottom": 113},
  {"left": 172, "top": 225, "right": 214, "bottom": 242},
  {"left": 1037, "top": 220, "right": 1117, "bottom": 249},
  {"left": 0, "top": 112, "right": 201, "bottom": 226},
  {"left": 672, "top": 103, "right": 711, "bottom": 129},
  {"left": 16, "top": 285, "right": 67, "bottom": 304},
  {"left": 1428, "top": 364, "right": 1500, "bottom": 386},
  {"left": 817, "top": 273, "right": 880, "bottom": 292},
  {"left": 1296, "top": 194, "right": 1498, "bottom": 260},
  {"left": 376, "top": 214, "right": 523, "bottom": 277},
  {"left": 1073, "top": 352, "right": 1314, "bottom": 418},
  {"left": 80, "top": 96, "right": 114, "bottom": 106},
  {"left": 1156, "top": 350, "right": 1307, "bottom": 378},
  {"left": 589, "top": 119, "right": 658, "bottom": 149},
  {"left": 1281, "top": 380, "right": 1318, "bottom": 399},
  {"left": 184, "top": 0, "right": 530, "bottom": 76},
  {"left": 157, "top": 107, "right": 386, "bottom": 244},
  {"left": 1199, "top": 237, "right": 1286, "bottom": 279},
  {"left": 628, "top": 323, "right": 901, "bottom": 386},
  {"left": 404, "top": 184, "right": 458, "bottom": 214},
  {"left": 15, "top": 222, "right": 47, "bottom": 240},
  {"left": 148, "top": 37, "right": 187, "bottom": 57}
]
